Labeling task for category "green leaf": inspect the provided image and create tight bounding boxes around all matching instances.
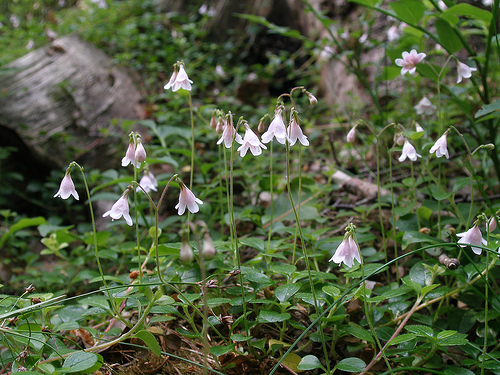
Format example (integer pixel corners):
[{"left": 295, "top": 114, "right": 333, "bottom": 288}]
[
  {"left": 204, "top": 298, "right": 232, "bottom": 307},
  {"left": 442, "top": 3, "right": 492, "bottom": 24},
  {"left": 437, "top": 330, "right": 469, "bottom": 345},
  {"left": 410, "top": 262, "right": 433, "bottom": 287},
  {"left": 322, "top": 285, "right": 341, "bottom": 298},
  {"left": 348, "top": 0, "right": 379, "bottom": 6},
  {"left": 406, "top": 325, "right": 434, "bottom": 337},
  {"left": 257, "top": 310, "right": 291, "bottom": 323},
  {"left": 343, "top": 325, "right": 375, "bottom": 344},
  {"left": 388, "top": 333, "right": 417, "bottom": 345},
  {"left": 421, "top": 284, "right": 440, "bottom": 297},
  {"left": 435, "top": 18, "right": 462, "bottom": 53},
  {"left": 389, "top": 0, "right": 426, "bottom": 24},
  {"left": 0, "top": 217, "right": 46, "bottom": 249},
  {"left": 274, "top": 284, "right": 301, "bottom": 303},
  {"left": 402, "top": 277, "right": 422, "bottom": 294},
  {"left": 210, "top": 343, "right": 235, "bottom": 356},
  {"left": 402, "top": 231, "right": 439, "bottom": 249},
  {"left": 62, "top": 351, "right": 102, "bottom": 374},
  {"left": 335, "top": 357, "right": 367, "bottom": 372},
  {"left": 297, "top": 355, "right": 323, "bottom": 370},
  {"left": 134, "top": 330, "right": 161, "bottom": 357},
  {"left": 444, "top": 366, "right": 475, "bottom": 375},
  {"left": 475, "top": 100, "right": 500, "bottom": 118}
]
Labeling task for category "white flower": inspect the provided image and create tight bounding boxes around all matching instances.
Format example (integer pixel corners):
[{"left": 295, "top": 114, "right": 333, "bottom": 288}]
[
  {"left": 429, "top": 132, "right": 449, "bottom": 159},
  {"left": 456, "top": 61, "right": 477, "bottom": 84},
  {"left": 387, "top": 25, "right": 400, "bottom": 42},
  {"left": 102, "top": 194, "right": 133, "bottom": 226},
  {"left": 395, "top": 49, "right": 426, "bottom": 75},
  {"left": 237, "top": 126, "right": 267, "bottom": 157},
  {"left": 346, "top": 126, "right": 357, "bottom": 143},
  {"left": 135, "top": 139, "right": 147, "bottom": 166},
  {"left": 164, "top": 69, "right": 178, "bottom": 91},
  {"left": 329, "top": 235, "right": 361, "bottom": 268},
  {"left": 122, "top": 140, "right": 136, "bottom": 167},
  {"left": 399, "top": 140, "right": 421, "bottom": 162},
  {"left": 287, "top": 113, "right": 309, "bottom": 146},
  {"left": 414, "top": 97, "right": 437, "bottom": 115},
  {"left": 457, "top": 225, "right": 487, "bottom": 255},
  {"left": 261, "top": 108, "right": 287, "bottom": 144},
  {"left": 54, "top": 173, "right": 79, "bottom": 200},
  {"left": 217, "top": 122, "right": 243, "bottom": 149},
  {"left": 172, "top": 65, "right": 193, "bottom": 92},
  {"left": 415, "top": 124, "right": 424, "bottom": 134},
  {"left": 175, "top": 183, "right": 203, "bottom": 215},
  {"left": 137, "top": 171, "right": 158, "bottom": 193}
]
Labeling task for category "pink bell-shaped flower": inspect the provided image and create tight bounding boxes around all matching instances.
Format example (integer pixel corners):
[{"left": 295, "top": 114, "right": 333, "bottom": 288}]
[
  {"left": 330, "top": 234, "right": 361, "bottom": 268},
  {"left": 54, "top": 172, "right": 79, "bottom": 200},
  {"left": 175, "top": 182, "right": 203, "bottom": 215},
  {"left": 456, "top": 61, "right": 477, "bottom": 84},
  {"left": 237, "top": 125, "right": 267, "bottom": 157},
  {"left": 172, "top": 65, "right": 193, "bottom": 92},
  {"left": 429, "top": 131, "right": 449, "bottom": 159},
  {"left": 287, "top": 111, "right": 309, "bottom": 146},
  {"left": 217, "top": 121, "right": 243, "bottom": 149},
  {"left": 102, "top": 189, "right": 133, "bottom": 226},
  {"left": 399, "top": 140, "right": 421, "bottom": 162},
  {"left": 457, "top": 224, "right": 487, "bottom": 255},
  {"left": 261, "top": 107, "right": 287, "bottom": 145}
]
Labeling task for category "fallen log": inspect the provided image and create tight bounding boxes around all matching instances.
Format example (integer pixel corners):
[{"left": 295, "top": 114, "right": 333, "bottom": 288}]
[{"left": 0, "top": 34, "right": 144, "bottom": 170}]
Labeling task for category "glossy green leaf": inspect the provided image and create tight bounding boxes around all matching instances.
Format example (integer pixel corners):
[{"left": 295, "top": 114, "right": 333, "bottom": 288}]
[
  {"left": 298, "top": 355, "right": 322, "bottom": 370},
  {"left": 435, "top": 18, "right": 462, "bottom": 53},
  {"left": 389, "top": 0, "right": 426, "bottom": 24},
  {"left": 134, "top": 330, "right": 161, "bottom": 357},
  {"left": 257, "top": 310, "right": 291, "bottom": 323},
  {"left": 275, "top": 284, "right": 301, "bottom": 303},
  {"left": 62, "top": 351, "right": 102, "bottom": 374},
  {"left": 335, "top": 357, "right": 367, "bottom": 372}
]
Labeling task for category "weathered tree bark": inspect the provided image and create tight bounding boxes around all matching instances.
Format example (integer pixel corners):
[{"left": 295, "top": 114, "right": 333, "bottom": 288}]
[{"left": 0, "top": 34, "right": 143, "bottom": 170}]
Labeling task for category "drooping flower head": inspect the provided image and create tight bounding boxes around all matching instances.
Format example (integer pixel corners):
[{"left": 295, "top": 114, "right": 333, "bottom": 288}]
[
  {"left": 237, "top": 122, "right": 267, "bottom": 157},
  {"left": 261, "top": 105, "right": 287, "bottom": 145},
  {"left": 175, "top": 181, "right": 203, "bottom": 215},
  {"left": 137, "top": 170, "right": 158, "bottom": 193},
  {"left": 346, "top": 125, "right": 357, "bottom": 143},
  {"left": 399, "top": 139, "right": 422, "bottom": 162},
  {"left": 102, "top": 187, "right": 133, "bottom": 226},
  {"left": 395, "top": 49, "right": 426, "bottom": 75},
  {"left": 456, "top": 61, "right": 477, "bottom": 84},
  {"left": 457, "top": 221, "right": 487, "bottom": 255},
  {"left": 414, "top": 97, "right": 437, "bottom": 115},
  {"left": 54, "top": 168, "right": 79, "bottom": 200},
  {"left": 217, "top": 114, "right": 243, "bottom": 149},
  {"left": 122, "top": 137, "right": 136, "bottom": 167},
  {"left": 329, "top": 223, "right": 361, "bottom": 268},
  {"left": 429, "top": 130, "right": 449, "bottom": 159},
  {"left": 287, "top": 109, "right": 309, "bottom": 147},
  {"left": 135, "top": 137, "right": 147, "bottom": 165},
  {"left": 164, "top": 62, "right": 193, "bottom": 92}
]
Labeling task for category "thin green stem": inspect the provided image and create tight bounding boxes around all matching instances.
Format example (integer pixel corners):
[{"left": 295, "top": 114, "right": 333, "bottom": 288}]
[
  {"left": 188, "top": 92, "right": 195, "bottom": 190},
  {"left": 267, "top": 142, "right": 274, "bottom": 264}
]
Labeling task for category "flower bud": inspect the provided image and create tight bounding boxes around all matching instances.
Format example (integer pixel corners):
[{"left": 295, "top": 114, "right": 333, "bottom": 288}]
[
  {"left": 210, "top": 112, "right": 217, "bottom": 129},
  {"left": 258, "top": 119, "right": 265, "bottom": 133},
  {"left": 395, "top": 133, "right": 405, "bottom": 146},
  {"left": 202, "top": 232, "right": 216, "bottom": 259},
  {"left": 135, "top": 138, "right": 147, "bottom": 164},
  {"left": 216, "top": 119, "right": 224, "bottom": 134},
  {"left": 179, "top": 236, "right": 194, "bottom": 264},
  {"left": 346, "top": 125, "right": 357, "bottom": 143},
  {"left": 306, "top": 91, "right": 318, "bottom": 105}
]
